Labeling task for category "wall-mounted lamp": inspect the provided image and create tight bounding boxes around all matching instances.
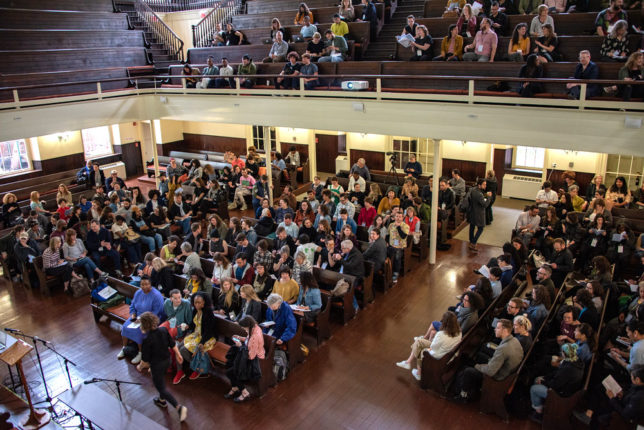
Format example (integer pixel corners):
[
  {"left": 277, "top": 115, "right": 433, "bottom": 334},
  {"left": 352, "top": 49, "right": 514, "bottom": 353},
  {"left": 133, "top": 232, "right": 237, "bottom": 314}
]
[{"left": 56, "top": 132, "right": 71, "bottom": 143}]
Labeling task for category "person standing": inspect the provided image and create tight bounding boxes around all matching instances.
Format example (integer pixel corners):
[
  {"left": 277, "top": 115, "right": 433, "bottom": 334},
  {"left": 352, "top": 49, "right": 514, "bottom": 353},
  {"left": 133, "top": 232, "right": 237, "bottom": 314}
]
[
  {"left": 466, "top": 178, "right": 492, "bottom": 252},
  {"left": 137, "top": 312, "right": 188, "bottom": 422},
  {"left": 485, "top": 170, "right": 498, "bottom": 225}
]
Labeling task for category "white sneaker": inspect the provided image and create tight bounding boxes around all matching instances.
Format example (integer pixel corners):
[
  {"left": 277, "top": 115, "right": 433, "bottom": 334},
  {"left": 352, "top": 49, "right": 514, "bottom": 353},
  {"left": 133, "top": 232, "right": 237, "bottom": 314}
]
[
  {"left": 177, "top": 405, "right": 188, "bottom": 422},
  {"left": 411, "top": 368, "right": 421, "bottom": 381},
  {"left": 413, "top": 336, "right": 424, "bottom": 342},
  {"left": 131, "top": 351, "right": 142, "bottom": 364},
  {"left": 396, "top": 361, "right": 411, "bottom": 370},
  {"left": 117, "top": 348, "right": 126, "bottom": 359}
]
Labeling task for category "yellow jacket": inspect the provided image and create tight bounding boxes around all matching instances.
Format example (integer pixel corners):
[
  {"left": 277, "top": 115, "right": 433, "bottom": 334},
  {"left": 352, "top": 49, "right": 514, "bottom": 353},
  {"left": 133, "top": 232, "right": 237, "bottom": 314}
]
[{"left": 440, "top": 35, "right": 464, "bottom": 60}]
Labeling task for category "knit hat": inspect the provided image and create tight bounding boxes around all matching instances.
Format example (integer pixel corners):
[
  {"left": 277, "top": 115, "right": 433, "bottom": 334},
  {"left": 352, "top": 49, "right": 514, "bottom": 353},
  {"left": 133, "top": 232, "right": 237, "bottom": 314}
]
[{"left": 561, "top": 342, "right": 579, "bottom": 362}]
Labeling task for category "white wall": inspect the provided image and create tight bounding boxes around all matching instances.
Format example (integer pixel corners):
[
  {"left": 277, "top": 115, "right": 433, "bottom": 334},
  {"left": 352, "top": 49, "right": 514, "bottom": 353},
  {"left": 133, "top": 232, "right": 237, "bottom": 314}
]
[{"left": 544, "top": 149, "right": 602, "bottom": 174}]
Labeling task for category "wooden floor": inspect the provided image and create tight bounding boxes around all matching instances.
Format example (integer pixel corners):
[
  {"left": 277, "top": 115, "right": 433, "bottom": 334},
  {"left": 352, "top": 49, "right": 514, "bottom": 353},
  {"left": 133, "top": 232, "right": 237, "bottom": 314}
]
[{"left": 0, "top": 239, "right": 537, "bottom": 430}]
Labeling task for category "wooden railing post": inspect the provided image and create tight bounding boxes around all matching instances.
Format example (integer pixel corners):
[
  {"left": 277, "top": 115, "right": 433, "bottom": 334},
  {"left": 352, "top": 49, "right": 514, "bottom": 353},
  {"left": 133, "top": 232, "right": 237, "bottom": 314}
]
[
  {"left": 376, "top": 78, "right": 381, "bottom": 100},
  {"left": 579, "top": 83, "right": 587, "bottom": 110},
  {"left": 468, "top": 79, "right": 474, "bottom": 104}
]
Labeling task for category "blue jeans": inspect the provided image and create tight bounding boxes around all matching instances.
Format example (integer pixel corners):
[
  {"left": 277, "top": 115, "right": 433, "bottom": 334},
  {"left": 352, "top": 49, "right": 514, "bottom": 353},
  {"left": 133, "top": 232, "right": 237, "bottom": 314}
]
[
  {"left": 140, "top": 233, "right": 163, "bottom": 251},
  {"left": 91, "top": 248, "right": 121, "bottom": 271},
  {"left": 176, "top": 217, "right": 191, "bottom": 235},
  {"left": 74, "top": 257, "right": 97, "bottom": 279},
  {"left": 318, "top": 55, "right": 344, "bottom": 63},
  {"left": 469, "top": 223, "right": 484, "bottom": 245},
  {"left": 530, "top": 383, "right": 548, "bottom": 411}
]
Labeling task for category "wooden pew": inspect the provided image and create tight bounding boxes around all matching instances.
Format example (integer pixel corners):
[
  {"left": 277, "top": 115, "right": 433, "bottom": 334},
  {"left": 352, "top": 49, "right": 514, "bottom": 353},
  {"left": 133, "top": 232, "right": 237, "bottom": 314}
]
[
  {"left": 32, "top": 256, "right": 60, "bottom": 297},
  {"left": 0, "top": 29, "right": 145, "bottom": 50},
  {"left": 231, "top": 4, "right": 386, "bottom": 34},
  {"left": 246, "top": 0, "right": 339, "bottom": 14},
  {"left": 302, "top": 292, "right": 332, "bottom": 346},
  {"left": 90, "top": 276, "right": 138, "bottom": 324},
  {"left": 208, "top": 314, "right": 277, "bottom": 397},
  {"left": 0, "top": 0, "right": 115, "bottom": 11},
  {"left": 0, "top": 10, "right": 131, "bottom": 31},
  {"left": 479, "top": 273, "right": 568, "bottom": 421},
  {"left": 239, "top": 21, "right": 371, "bottom": 48},
  {"left": 541, "top": 288, "right": 610, "bottom": 430},
  {"left": 314, "top": 267, "right": 357, "bottom": 325},
  {"left": 420, "top": 274, "right": 528, "bottom": 394}
]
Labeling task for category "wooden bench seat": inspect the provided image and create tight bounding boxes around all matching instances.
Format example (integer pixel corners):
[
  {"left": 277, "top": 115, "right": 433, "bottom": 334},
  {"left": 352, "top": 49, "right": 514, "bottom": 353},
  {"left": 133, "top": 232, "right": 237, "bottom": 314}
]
[
  {"left": 246, "top": 0, "right": 339, "bottom": 14},
  {"left": 0, "top": 9, "right": 131, "bottom": 31},
  {"left": 0, "top": 29, "right": 145, "bottom": 50},
  {"left": 0, "top": 47, "right": 151, "bottom": 74},
  {"left": 0, "top": 0, "right": 116, "bottom": 12},
  {"left": 232, "top": 4, "right": 385, "bottom": 34},
  {"left": 416, "top": 12, "right": 641, "bottom": 38},
  {"left": 91, "top": 276, "right": 138, "bottom": 324},
  {"left": 315, "top": 267, "right": 357, "bottom": 325}
]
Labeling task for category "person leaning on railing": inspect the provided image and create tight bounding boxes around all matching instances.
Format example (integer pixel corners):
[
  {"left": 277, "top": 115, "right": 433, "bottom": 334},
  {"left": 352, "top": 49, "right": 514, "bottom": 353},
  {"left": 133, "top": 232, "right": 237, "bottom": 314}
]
[{"left": 566, "top": 50, "right": 601, "bottom": 100}]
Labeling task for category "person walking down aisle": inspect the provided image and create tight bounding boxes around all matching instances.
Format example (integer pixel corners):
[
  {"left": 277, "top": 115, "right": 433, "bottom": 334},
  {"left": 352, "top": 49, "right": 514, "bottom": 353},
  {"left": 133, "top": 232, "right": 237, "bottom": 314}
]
[
  {"left": 136, "top": 312, "right": 188, "bottom": 423},
  {"left": 465, "top": 178, "right": 492, "bottom": 252}
]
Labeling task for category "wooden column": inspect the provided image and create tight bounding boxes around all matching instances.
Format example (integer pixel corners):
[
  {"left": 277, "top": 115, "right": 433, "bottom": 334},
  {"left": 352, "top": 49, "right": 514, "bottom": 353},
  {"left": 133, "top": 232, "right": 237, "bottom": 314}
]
[
  {"left": 150, "top": 120, "right": 161, "bottom": 189},
  {"left": 263, "top": 126, "right": 273, "bottom": 202}
]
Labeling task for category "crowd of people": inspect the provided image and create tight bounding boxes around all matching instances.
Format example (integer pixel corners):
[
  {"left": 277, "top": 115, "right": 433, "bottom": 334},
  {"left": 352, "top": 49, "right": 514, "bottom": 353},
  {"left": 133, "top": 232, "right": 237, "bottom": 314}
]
[
  {"left": 179, "top": 0, "right": 644, "bottom": 101},
  {"left": 395, "top": 167, "right": 644, "bottom": 426}
]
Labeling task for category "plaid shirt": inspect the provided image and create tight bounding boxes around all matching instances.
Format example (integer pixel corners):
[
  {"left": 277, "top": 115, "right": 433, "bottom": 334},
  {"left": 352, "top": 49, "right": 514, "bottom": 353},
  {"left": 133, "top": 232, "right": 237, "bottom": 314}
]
[{"left": 254, "top": 250, "right": 274, "bottom": 270}]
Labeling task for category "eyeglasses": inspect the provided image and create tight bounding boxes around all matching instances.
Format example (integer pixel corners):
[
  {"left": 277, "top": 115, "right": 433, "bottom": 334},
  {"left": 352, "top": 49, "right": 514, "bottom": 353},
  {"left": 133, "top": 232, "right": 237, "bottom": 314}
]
[{"left": 507, "top": 304, "right": 517, "bottom": 309}]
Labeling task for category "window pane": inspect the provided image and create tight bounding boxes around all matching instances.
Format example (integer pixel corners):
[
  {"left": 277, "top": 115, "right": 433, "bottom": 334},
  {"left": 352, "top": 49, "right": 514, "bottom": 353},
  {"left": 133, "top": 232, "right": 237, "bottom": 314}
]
[
  {"left": 82, "top": 126, "right": 112, "bottom": 159},
  {"left": 515, "top": 146, "right": 544, "bottom": 169},
  {"left": 0, "top": 139, "right": 31, "bottom": 175}
]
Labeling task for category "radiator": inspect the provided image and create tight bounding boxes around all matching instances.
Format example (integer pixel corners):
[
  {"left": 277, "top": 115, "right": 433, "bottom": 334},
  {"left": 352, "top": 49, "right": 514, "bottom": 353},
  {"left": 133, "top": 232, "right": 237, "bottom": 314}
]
[
  {"left": 100, "top": 161, "right": 127, "bottom": 179},
  {"left": 502, "top": 174, "right": 542, "bottom": 200}
]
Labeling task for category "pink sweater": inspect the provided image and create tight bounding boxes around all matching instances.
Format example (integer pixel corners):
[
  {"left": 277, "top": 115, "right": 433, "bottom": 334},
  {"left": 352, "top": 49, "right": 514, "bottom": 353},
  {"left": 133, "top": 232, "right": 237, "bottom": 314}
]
[{"left": 248, "top": 325, "right": 265, "bottom": 359}]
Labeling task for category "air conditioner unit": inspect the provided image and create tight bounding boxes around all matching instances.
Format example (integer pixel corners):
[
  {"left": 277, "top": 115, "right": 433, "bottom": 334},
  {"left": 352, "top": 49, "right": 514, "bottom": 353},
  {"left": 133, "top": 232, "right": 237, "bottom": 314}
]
[
  {"left": 100, "top": 161, "right": 127, "bottom": 180},
  {"left": 502, "top": 174, "right": 542, "bottom": 200},
  {"left": 341, "top": 80, "right": 369, "bottom": 91},
  {"left": 335, "top": 155, "right": 349, "bottom": 173}
]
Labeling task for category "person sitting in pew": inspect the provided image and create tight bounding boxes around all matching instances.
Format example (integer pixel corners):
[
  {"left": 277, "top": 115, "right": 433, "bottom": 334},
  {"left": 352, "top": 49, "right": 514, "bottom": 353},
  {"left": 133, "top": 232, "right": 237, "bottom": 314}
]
[
  {"left": 177, "top": 242, "right": 201, "bottom": 275},
  {"left": 237, "top": 284, "right": 263, "bottom": 323},
  {"left": 547, "top": 238, "right": 574, "bottom": 286},
  {"left": 488, "top": 2, "right": 510, "bottom": 36},
  {"left": 264, "top": 31, "right": 289, "bottom": 63},
  {"left": 358, "top": 197, "right": 377, "bottom": 227},
  {"left": 567, "top": 50, "right": 601, "bottom": 100},
  {"left": 508, "top": 23, "right": 530, "bottom": 62},
  {"left": 273, "top": 267, "right": 300, "bottom": 304},
  {"left": 173, "top": 291, "right": 217, "bottom": 384},
  {"left": 150, "top": 257, "right": 174, "bottom": 296},
  {"left": 238, "top": 55, "right": 257, "bottom": 89},
  {"left": 274, "top": 228, "right": 296, "bottom": 259},
  {"left": 339, "top": 0, "right": 356, "bottom": 21},
  {"left": 450, "top": 319, "right": 524, "bottom": 403},
  {"left": 86, "top": 219, "right": 122, "bottom": 277},
  {"left": 334, "top": 193, "right": 356, "bottom": 222},
  {"left": 357, "top": 0, "right": 378, "bottom": 42},
  {"left": 232, "top": 253, "right": 255, "bottom": 287},
  {"left": 299, "top": 53, "right": 320, "bottom": 89},
  {"left": 306, "top": 32, "right": 326, "bottom": 62},
  {"left": 617, "top": 52, "right": 644, "bottom": 101},
  {"left": 529, "top": 5, "right": 554, "bottom": 37},
  {"left": 456, "top": 5, "right": 477, "bottom": 37},
  {"left": 161, "top": 289, "right": 193, "bottom": 338},
  {"left": 252, "top": 262, "right": 275, "bottom": 300},
  {"left": 396, "top": 311, "right": 462, "bottom": 381},
  {"left": 595, "top": 0, "right": 628, "bottom": 37},
  {"left": 296, "top": 271, "right": 322, "bottom": 322},
  {"left": 300, "top": 15, "right": 318, "bottom": 39},
  {"left": 512, "top": 315, "right": 533, "bottom": 353},
  {"left": 576, "top": 365, "right": 644, "bottom": 427},
  {"left": 43, "top": 236, "right": 78, "bottom": 293},
  {"left": 295, "top": 2, "right": 314, "bottom": 25},
  {"left": 214, "top": 277, "right": 241, "bottom": 319},
  {"left": 275, "top": 52, "right": 302, "bottom": 90},
  {"left": 529, "top": 342, "right": 585, "bottom": 424},
  {"left": 533, "top": 24, "right": 560, "bottom": 63},
  {"left": 463, "top": 18, "right": 498, "bottom": 62},
  {"left": 213, "top": 57, "right": 235, "bottom": 89},
  {"left": 525, "top": 284, "right": 551, "bottom": 330},
  {"left": 600, "top": 20, "right": 630, "bottom": 62},
  {"left": 181, "top": 64, "right": 200, "bottom": 89},
  {"left": 183, "top": 267, "right": 212, "bottom": 298},
  {"left": 264, "top": 293, "right": 298, "bottom": 347},
  {"left": 378, "top": 188, "right": 400, "bottom": 215},
  {"left": 224, "top": 315, "right": 265, "bottom": 403},
  {"left": 318, "top": 30, "right": 348, "bottom": 63},
  {"left": 363, "top": 227, "right": 387, "bottom": 274},
  {"left": 117, "top": 276, "right": 165, "bottom": 365},
  {"left": 409, "top": 25, "right": 433, "bottom": 61},
  {"left": 196, "top": 56, "right": 219, "bottom": 89},
  {"left": 331, "top": 13, "right": 349, "bottom": 38}
]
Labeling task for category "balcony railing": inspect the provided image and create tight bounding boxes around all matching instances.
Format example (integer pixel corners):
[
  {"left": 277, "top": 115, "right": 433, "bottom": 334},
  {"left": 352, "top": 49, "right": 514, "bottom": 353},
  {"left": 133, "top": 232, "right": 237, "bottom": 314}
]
[
  {"left": 142, "top": 0, "right": 220, "bottom": 12},
  {"left": 1, "top": 74, "right": 642, "bottom": 113},
  {"left": 192, "top": 0, "right": 242, "bottom": 48},
  {"left": 134, "top": 0, "right": 185, "bottom": 62}
]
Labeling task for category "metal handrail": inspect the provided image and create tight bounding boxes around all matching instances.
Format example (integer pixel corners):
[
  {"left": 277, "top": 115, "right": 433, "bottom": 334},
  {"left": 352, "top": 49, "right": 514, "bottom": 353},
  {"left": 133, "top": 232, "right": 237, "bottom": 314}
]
[
  {"left": 133, "top": 0, "right": 185, "bottom": 62},
  {"left": 142, "top": 0, "right": 220, "bottom": 13},
  {"left": 192, "top": 0, "right": 242, "bottom": 48}
]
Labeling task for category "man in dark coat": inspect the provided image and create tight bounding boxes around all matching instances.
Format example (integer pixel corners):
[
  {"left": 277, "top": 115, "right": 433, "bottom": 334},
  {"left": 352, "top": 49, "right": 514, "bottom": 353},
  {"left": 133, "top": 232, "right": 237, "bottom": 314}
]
[
  {"left": 466, "top": 178, "right": 492, "bottom": 252},
  {"left": 363, "top": 228, "right": 387, "bottom": 273}
]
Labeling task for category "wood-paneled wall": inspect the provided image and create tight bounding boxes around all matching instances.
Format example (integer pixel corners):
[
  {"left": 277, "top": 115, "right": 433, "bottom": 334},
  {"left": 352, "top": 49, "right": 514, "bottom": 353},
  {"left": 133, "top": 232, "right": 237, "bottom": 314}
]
[
  {"left": 157, "top": 133, "right": 247, "bottom": 156},
  {"left": 546, "top": 169, "right": 595, "bottom": 195},
  {"left": 350, "top": 149, "right": 384, "bottom": 171},
  {"left": 442, "top": 158, "right": 487, "bottom": 182},
  {"left": 280, "top": 142, "right": 309, "bottom": 163}
]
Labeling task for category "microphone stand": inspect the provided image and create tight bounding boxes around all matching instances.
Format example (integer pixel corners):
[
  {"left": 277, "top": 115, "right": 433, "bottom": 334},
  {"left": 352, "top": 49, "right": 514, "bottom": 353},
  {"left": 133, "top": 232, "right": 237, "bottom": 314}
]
[
  {"left": 38, "top": 342, "right": 77, "bottom": 391},
  {"left": 83, "top": 378, "right": 141, "bottom": 403},
  {"left": 8, "top": 330, "right": 53, "bottom": 409}
]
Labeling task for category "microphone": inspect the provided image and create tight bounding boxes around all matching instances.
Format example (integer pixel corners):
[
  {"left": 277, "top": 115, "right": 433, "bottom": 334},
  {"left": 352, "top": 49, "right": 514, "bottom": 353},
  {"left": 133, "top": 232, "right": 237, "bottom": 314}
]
[
  {"left": 83, "top": 378, "right": 99, "bottom": 385},
  {"left": 4, "top": 328, "right": 21, "bottom": 334}
]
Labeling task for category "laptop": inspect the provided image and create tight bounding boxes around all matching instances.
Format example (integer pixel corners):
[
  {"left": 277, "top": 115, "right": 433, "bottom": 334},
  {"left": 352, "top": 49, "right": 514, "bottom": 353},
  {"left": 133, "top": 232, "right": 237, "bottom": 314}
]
[{"left": 0, "top": 331, "right": 7, "bottom": 352}]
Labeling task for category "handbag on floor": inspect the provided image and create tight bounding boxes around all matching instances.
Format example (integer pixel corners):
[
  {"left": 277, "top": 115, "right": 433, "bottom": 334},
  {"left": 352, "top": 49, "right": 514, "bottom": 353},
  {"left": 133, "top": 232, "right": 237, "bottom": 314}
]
[
  {"left": 70, "top": 277, "right": 91, "bottom": 298},
  {"left": 190, "top": 349, "right": 212, "bottom": 375}
]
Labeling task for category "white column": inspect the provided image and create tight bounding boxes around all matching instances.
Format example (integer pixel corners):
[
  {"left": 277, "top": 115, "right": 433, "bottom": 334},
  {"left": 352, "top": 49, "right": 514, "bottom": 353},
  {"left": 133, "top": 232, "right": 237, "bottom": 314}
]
[
  {"left": 263, "top": 126, "right": 273, "bottom": 202},
  {"left": 429, "top": 139, "right": 442, "bottom": 265},
  {"left": 150, "top": 120, "right": 161, "bottom": 189}
]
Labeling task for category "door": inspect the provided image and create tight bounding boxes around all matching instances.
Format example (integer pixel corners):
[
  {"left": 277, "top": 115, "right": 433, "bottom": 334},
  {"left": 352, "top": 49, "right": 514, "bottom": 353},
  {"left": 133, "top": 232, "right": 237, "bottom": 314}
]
[
  {"left": 493, "top": 148, "right": 508, "bottom": 195},
  {"left": 120, "top": 141, "right": 144, "bottom": 178},
  {"left": 315, "top": 134, "right": 341, "bottom": 173}
]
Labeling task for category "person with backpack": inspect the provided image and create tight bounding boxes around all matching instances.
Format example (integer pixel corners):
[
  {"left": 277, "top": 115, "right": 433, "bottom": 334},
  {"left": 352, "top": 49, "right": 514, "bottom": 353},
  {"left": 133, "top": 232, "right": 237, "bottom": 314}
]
[{"left": 462, "top": 178, "right": 492, "bottom": 252}]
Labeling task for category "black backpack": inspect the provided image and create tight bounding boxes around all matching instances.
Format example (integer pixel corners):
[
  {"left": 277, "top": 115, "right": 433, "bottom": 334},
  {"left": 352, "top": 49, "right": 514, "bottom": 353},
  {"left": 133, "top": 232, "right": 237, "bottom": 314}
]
[
  {"left": 458, "top": 189, "right": 471, "bottom": 213},
  {"left": 273, "top": 350, "right": 289, "bottom": 382}
]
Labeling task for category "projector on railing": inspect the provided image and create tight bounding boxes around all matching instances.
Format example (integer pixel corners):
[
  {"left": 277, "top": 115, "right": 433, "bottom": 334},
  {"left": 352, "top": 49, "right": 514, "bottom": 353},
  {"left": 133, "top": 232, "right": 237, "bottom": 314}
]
[{"left": 341, "top": 81, "right": 369, "bottom": 91}]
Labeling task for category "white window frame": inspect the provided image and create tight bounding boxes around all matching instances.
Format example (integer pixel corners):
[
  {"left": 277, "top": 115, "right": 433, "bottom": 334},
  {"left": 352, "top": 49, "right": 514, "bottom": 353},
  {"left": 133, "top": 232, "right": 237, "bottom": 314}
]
[
  {"left": 390, "top": 137, "right": 434, "bottom": 173},
  {"left": 252, "top": 126, "right": 276, "bottom": 153},
  {"left": 81, "top": 126, "right": 113, "bottom": 160},
  {"left": 514, "top": 146, "right": 545, "bottom": 170},
  {"left": 0, "top": 139, "right": 32, "bottom": 176}
]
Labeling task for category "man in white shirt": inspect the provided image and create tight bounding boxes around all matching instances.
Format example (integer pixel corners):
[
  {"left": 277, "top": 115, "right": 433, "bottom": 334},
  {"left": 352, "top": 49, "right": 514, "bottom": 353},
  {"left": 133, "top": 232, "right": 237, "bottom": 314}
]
[
  {"left": 215, "top": 57, "right": 234, "bottom": 88},
  {"left": 515, "top": 205, "right": 541, "bottom": 247},
  {"left": 535, "top": 181, "right": 558, "bottom": 208},
  {"left": 348, "top": 171, "right": 366, "bottom": 192}
]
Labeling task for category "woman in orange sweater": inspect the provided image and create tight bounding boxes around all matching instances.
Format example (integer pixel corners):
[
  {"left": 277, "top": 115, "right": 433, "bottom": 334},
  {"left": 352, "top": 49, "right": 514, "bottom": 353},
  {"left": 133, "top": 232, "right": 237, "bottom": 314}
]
[
  {"left": 224, "top": 316, "right": 265, "bottom": 403},
  {"left": 377, "top": 188, "right": 401, "bottom": 214},
  {"left": 294, "top": 3, "right": 314, "bottom": 25}
]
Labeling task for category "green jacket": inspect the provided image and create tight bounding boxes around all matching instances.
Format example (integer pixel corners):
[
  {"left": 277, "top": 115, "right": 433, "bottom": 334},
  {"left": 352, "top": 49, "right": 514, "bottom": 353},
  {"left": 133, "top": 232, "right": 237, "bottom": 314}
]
[
  {"left": 238, "top": 61, "right": 257, "bottom": 83},
  {"left": 326, "top": 35, "right": 348, "bottom": 57},
  {"left": 417, "top": 203, "right": 431, "bottom": 224}
]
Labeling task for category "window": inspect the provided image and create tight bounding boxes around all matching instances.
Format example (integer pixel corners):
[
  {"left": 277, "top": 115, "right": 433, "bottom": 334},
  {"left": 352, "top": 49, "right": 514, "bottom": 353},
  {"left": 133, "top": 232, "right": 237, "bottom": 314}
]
[
  {"left": 514, "top": 146, "right": 545, "bottom": 170},
  {"left": 81, "top": 126, "right": 113, "bottom": 159},
  {"left": 252, "top": 126, "right": 276, "bottom": 153},
  {"left": 391, "top": 137, "right": 434, "bottom": 173},
  {"left": 0, "top": 139, "right": 30, "bottom": 175}
]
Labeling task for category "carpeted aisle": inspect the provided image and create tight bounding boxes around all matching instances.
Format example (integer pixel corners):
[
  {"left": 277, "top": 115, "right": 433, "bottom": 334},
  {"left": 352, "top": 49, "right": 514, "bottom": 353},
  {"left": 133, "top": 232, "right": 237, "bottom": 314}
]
[{"left": 453, "top": 197, "right": 531, "bottom": 248}]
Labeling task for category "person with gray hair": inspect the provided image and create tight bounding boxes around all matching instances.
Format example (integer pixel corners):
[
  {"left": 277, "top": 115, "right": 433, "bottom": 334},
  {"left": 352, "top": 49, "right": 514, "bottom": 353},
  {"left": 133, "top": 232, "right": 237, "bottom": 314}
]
[
  {"left": 334, "top": 239, "right": 365, "bottom": 311},
  {"left": 568, "top": 184, "right": 588, "bottom": 212},
  {"left": 293, "top": 250, "right": 312, "bottom": 285},
  {"left": 264, "top": 293, "right": 297, "bottom": 345},
  {"left": 179, "top": 242, "right": 201, "bottom": 274},
  {"left": 350, "top": 157, "right": 371, "bottom": 181},
  {"left": 263, "top": 30, "right": 289, "bottom": 63}
]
